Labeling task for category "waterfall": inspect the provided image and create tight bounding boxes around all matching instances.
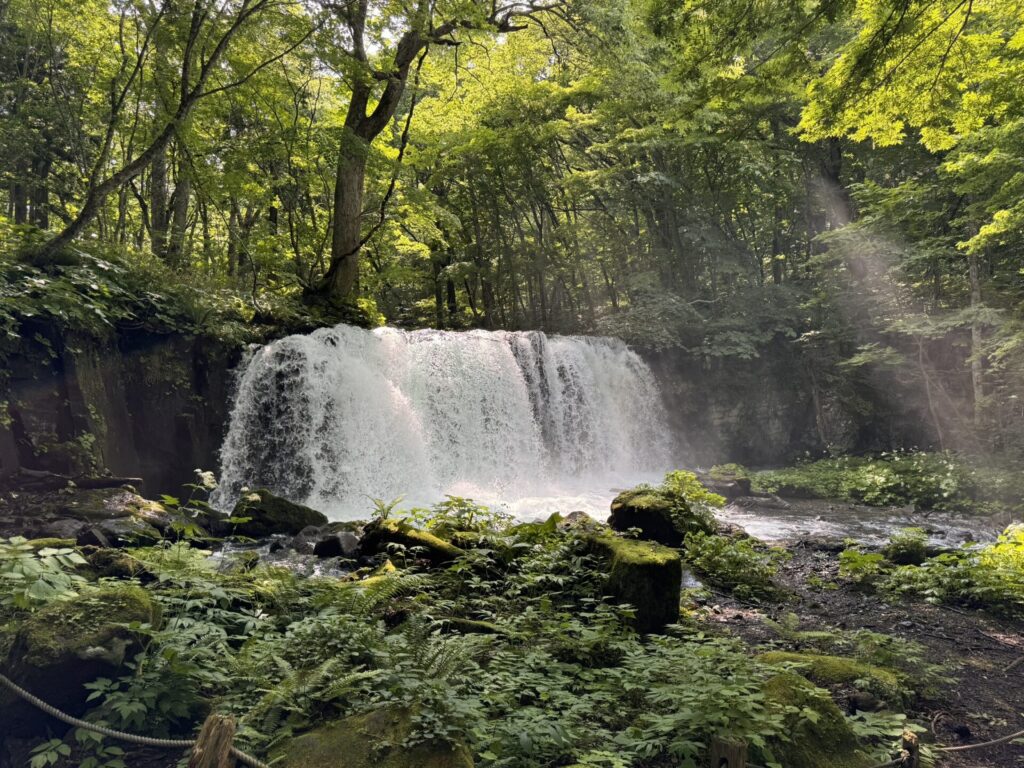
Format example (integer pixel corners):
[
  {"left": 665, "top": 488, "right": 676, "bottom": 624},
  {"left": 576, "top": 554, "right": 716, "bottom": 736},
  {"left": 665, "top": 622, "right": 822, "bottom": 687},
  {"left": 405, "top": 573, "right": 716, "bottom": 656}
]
[{"left": 213, "top": 324, "right": 672, "bottom": 519}]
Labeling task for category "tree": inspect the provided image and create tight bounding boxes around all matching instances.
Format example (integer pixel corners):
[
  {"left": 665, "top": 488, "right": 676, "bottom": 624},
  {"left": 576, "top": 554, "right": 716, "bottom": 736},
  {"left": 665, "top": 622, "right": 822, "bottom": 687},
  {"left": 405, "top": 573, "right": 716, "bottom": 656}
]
[
  {"left": 33, "top": 0, "right": 305, "bottom": 262},
  {"left": 314, "top": 0, "right": 564, "bottom": 302}
]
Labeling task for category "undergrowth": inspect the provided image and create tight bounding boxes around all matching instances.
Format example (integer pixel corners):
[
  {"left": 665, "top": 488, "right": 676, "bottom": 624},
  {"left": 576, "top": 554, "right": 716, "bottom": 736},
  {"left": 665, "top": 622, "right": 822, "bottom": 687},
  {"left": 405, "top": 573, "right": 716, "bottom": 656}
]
[
  {"left": 736, "top": 452, "right": 1024, "bottom": 514},
  {"left": 839, "top": 525, "right": 1024, "bottom": 617},
  {"left": 0, "top": 495, "right": 912, "bottom": 768}
]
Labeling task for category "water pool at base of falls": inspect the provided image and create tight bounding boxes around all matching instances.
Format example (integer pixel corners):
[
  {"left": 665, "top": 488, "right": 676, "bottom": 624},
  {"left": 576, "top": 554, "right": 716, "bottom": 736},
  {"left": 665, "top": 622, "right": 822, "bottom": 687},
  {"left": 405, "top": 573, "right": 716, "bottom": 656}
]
[{"left": 212, "top": 324, "right": 674, "bottom": 521}]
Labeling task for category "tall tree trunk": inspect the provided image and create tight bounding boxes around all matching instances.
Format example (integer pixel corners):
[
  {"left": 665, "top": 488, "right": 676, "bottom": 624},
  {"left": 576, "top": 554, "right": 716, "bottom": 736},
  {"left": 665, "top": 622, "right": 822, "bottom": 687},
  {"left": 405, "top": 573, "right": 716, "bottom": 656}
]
[
  {"left": 227, "top": 199, "right": 240, "bottom": 278},
  {"left": 968, "top": 250, "right": 984, "bottom": 425},
  {"left": 29, "top": 157, "right": 50, "bottom": 228},
  {"left": 12, "top": 176, "right": 27, "bottom": 225},
  {"left": 322, "top": 132, "right": 369, "bottom": 299},
  {"left": 151, "top": 149, "right": 169, "bottom": 258},
  {"left": 166, "top": 167, "right": 191, "bottom": 267},
  {"left": 771, "top": 205, "right": 784, "bottom": 284}
]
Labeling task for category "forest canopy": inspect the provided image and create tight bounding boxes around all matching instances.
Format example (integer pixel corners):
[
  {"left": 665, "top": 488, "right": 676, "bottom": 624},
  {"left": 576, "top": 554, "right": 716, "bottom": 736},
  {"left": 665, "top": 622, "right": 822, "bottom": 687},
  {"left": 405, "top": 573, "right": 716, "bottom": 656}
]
[{"left": 2, "top": 0, "right": 1024, "bottom": 455}]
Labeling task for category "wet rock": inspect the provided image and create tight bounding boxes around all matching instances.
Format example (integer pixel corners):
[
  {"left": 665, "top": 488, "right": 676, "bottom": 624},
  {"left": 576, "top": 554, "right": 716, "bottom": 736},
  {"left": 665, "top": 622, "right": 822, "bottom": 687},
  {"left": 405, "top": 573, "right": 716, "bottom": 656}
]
[
  {"left": 734, "top": 494, "right": 791, "bottom": 510},
  {"left": 313, "top": 531, "right": 360, "bottom": 558},
  {"left": 848, "top": 691, "right": 882, "bottom": 713},
  {"left": 762, "top": 673, "right": 875, "bottom": 768},
  {"left": 696, "top": 472, "right": 752, "bottom": 500},
  {"left": 81, "top": 547, "right": 149, "bottom": 580},
  {"left": 758, "top": 651, "right": 903, "bottom": 705},
  {"left": 76, "top": 515, "right": 161, "bottom": 548},
  {"left": 289, "top": 525, "right": 323, "bottom": 554},
  {"left": 795, "top": 536, "right": 847, "bottom": 554},
  {"left": 230, "top": 489, "right": 328, "bottom": 538},
  {"left": 0, "top": 487, "right": 172, "bottom": 542},
  {"left": 608, "top": 487, "right": 712, "bottom": 547}
]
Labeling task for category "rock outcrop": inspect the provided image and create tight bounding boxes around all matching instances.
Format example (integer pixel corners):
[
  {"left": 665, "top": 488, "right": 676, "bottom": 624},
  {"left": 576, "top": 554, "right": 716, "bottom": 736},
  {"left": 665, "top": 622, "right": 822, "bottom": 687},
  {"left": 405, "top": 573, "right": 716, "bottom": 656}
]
[
  {"left": 0, "top": 583, "right": 160, "bottom": 736},
  {"left": 587, "top": 534, "right": 682, "bottom": 633},
  {"left": 230, "top": 489, "right": 328, "bottom": 537}
]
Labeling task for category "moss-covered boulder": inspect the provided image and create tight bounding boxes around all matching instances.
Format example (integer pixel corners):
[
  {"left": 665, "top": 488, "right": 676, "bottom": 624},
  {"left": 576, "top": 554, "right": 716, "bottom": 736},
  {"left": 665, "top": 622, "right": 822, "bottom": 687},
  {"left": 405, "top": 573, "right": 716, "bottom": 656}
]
[
  {"left": 80, "top": 546, "right": 149, "bottom": 580},
  {"left": 608, "top": 487, "right": 712, "bottom": 547},
  {"left": 23, "top": 537, "right": 77, "bottom": 551},
  {"left": 0, "top": 583, "right": 160, "bottom": 736},
  {"left": 758, "top": 651, "right": 903, "bottom": 705},
  {"left": 359, "top": 518, "right": 463, "bottom": 565},
  {"left": 272, "top": 707, "right": 473, "bottom": 768},
  {"left": 762, "top": 673, "right": 874, "bottom": 768},
  {"left": 230, "top": 489, "right": 328, "bottom": 538},
  {"left": 588, "top": 534, "right": 682, "bottom": 633}
]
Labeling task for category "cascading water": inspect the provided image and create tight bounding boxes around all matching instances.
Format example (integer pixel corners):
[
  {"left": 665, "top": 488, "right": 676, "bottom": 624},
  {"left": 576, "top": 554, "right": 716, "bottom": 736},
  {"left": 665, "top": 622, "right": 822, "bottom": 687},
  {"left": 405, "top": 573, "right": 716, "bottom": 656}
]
[{"left": 213, "top": 324, "right": 673, "bottom": 519}]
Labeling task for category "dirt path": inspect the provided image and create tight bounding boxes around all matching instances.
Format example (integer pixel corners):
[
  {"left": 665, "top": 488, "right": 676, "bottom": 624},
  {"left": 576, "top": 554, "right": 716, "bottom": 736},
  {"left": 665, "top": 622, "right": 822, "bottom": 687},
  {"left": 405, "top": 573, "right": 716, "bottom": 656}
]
[{"left": 703, "top": 539, "right": 1024, "bottom": 767}]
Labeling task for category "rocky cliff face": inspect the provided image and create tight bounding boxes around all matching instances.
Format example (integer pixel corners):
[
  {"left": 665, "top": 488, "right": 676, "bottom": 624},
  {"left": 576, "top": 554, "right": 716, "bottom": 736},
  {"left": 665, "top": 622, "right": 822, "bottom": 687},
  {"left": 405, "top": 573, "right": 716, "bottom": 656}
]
[
  {"left": 643, "top": 338, "right": 939, "bottom": 468},
  {"left": 0, "top": 321, "right": 942, "bottom": 498},
  {"left": 0, "top": 320, "right": 243, "bottom": 496}
]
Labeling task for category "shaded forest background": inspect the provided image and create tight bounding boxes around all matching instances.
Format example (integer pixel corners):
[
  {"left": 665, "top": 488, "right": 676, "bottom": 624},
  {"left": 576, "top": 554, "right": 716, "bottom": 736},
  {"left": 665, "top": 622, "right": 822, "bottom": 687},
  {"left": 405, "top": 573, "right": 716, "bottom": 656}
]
[{"left": 2, "top": 0, "right": 1024, "bottom": 461}]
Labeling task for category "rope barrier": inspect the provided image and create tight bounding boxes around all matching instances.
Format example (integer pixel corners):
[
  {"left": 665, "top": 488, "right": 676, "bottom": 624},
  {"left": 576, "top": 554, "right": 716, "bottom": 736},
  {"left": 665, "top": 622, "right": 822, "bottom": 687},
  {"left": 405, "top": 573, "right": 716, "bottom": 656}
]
[
  {"left": 936, "top": 725, "right": 1024, "bottom": 753},
  {"left": 0, "top": 672, "right": 270, "bottom": 768},
  {"left": 6, "top": 665, "right": 1024, "bottom": 768}
]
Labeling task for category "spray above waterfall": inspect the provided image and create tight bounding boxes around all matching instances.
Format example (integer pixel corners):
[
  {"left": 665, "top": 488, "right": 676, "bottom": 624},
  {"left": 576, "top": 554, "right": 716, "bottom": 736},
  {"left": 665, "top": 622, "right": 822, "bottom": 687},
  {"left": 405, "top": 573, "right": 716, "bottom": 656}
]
[{"left": 214, "top": 325, "right": 673, "bottom": 519}]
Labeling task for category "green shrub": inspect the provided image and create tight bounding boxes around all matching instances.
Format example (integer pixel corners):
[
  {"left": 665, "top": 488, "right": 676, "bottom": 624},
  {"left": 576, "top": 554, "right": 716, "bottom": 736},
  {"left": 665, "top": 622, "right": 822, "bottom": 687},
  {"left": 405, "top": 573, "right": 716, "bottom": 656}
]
[
  {"left": 683, "top": 532, "right": 785, "bottom": 599},
  {"left": 838, "top": 547, "right": 887, "bottom": 587},
  {"left": 0, "top": 536, "right": 87, "bottom": 610},
  {"left": 885, "top": 525, "right": 1024, "bottom": 616},
  {"left": 884, "top": 528, "right": 928, "bottom": 566},
  {"left": 751, "top": 451, "right": 1012, "bottom": 512}
]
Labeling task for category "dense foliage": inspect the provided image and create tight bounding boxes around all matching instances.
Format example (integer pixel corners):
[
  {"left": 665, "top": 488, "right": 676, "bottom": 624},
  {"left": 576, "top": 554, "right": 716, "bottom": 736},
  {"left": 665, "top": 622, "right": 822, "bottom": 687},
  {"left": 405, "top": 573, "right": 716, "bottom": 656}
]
[
  {"left": 841, "top": 524, "right": 1024, "bottom": 618},
  {"left": 738, "top": 452, "right": 1024, "bottom": 514},
  {"left": 2, "top": 0, "right": 1024, "bottom": 456},
  {"left": 0, "top": 495, "right": 921, "bottom": 768}
]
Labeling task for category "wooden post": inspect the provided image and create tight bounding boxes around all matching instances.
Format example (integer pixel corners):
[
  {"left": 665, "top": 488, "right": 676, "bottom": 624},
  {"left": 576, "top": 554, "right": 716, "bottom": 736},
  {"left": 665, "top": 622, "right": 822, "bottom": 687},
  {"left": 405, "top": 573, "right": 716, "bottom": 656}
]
[
  {"left": 900, "top": 729, "right": 920, "bottom": 768},
  {"left": 189, "top": 713, "right": 237, "bottom": 768},
  {"left": 709, "top": 736, "right": 747, "bottom": 767}
]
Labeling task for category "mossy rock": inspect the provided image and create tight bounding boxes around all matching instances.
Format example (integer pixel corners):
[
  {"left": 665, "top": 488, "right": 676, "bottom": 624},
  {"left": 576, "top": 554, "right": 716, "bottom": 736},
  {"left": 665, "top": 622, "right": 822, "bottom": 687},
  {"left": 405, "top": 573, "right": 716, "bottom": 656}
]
[
  {"left": 759, "top": 651, "right": 903, "bottom": 704},
  {"left": 230, "top": 489, "right": 328, "bottom": 538},
  {"left": 588, "top": 534, "right": 682, "bottom": 633},
  {"left": 59, "top": 488, "right": 166, "bottom": 522},
  {"left": 608, "top": 487, "right": 712, "bottom": 547},
  {"left": 81, "top": 546, "right": 148, "bottom": 580},
  {"left": 359, "top": 518, "right": 463, "bottom": 565},
  {"left": 272, "top": 707, "right": 473, "bottom": 768},
  {"left": 762, "top": 673, "right": 875, "bottom": 768},
  {"left": 23, "top": 537, "right": 77, "bottom": 551},
  {"left": 0, "top": 583, "right": 160, "bottom": 736}
]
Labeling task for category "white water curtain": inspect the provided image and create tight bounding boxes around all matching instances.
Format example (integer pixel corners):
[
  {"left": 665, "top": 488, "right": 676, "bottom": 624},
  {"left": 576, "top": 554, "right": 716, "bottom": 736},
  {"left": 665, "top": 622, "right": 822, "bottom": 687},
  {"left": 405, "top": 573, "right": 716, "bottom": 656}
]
[{"left": 213, "top": 325, "right": 672, "bottom": 519}]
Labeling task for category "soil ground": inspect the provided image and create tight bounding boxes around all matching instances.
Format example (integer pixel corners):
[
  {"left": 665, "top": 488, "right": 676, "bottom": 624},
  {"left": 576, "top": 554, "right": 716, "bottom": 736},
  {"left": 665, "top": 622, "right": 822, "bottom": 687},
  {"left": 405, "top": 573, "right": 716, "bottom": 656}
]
[{"left": 703, "top": 537, "right": 1024, "bottom": 767}]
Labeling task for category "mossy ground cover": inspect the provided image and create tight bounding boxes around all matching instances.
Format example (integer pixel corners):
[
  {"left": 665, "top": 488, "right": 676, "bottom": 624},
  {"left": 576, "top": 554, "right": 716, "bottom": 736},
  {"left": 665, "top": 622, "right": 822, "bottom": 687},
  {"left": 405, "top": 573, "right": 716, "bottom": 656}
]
[{"left": 0, "top": 490, "right": 924, "bottom": 768}]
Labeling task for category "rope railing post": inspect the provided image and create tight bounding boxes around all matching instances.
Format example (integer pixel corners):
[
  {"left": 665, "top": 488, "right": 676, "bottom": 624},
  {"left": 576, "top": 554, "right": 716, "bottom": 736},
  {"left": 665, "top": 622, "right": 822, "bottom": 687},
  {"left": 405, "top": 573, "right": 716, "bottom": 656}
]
[{"left": 0, "top": 672, "right": 269, "bottom": 768}]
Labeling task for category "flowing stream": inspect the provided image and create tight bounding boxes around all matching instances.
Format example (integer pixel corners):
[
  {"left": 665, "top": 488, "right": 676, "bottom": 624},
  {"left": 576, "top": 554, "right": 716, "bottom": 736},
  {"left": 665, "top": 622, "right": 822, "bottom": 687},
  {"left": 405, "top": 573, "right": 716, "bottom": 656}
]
[{"left": 213, "top": 325, "right": 672, "bottom": 519}]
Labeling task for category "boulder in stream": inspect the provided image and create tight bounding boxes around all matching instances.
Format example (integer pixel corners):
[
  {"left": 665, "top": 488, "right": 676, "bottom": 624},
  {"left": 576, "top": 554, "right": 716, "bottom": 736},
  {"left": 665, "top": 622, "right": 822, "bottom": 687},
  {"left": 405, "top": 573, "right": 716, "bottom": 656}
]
[
  {"left": 608, "top": 487, "right": 713, "bottom": 547},
  {"left": 359, "top": 518, "right": 463, "bottom": 565},
  {"left": 229, "top": 489, "right": 328, "bottom": 538}
]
